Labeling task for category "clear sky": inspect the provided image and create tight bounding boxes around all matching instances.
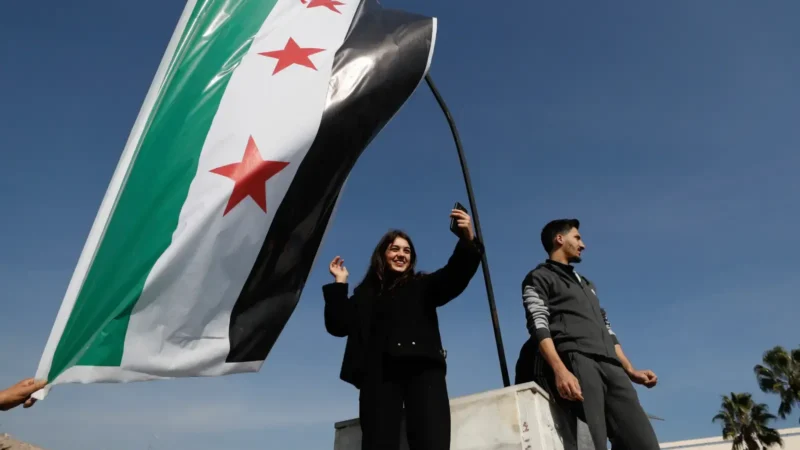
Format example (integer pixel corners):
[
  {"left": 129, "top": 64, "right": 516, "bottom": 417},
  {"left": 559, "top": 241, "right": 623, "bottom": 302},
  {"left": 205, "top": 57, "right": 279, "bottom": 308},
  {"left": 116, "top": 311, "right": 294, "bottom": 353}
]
[{"left": 1, "top": 1, "right": 799, "bottom": 449}]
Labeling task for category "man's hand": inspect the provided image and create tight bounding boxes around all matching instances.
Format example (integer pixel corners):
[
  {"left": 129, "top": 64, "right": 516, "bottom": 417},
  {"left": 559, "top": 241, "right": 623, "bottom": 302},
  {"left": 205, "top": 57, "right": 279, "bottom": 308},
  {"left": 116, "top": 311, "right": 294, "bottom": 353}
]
[
  {"left": 628, "top": 369, "right": 658, "bottom": 388},
  {"left": 614, "top": 344, "right": 657, "bottom": 388},
  {"left": 0, "top": 378, "right": 48, "bottom": 411},
  {"left": 537, "top": 338, "right": 583, "bottom": 401},
  {"left": 554, "top": 368, "right": 584, "bottom": 401}
]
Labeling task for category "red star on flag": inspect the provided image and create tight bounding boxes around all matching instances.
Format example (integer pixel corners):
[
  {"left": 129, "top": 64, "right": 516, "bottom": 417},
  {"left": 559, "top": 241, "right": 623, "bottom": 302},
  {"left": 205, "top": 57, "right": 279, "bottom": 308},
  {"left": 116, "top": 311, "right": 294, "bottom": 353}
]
[
  {"left": 210, "top": 136, "right": 289, "bottom": 215},
  {"left": 259, "top": 38, "right": 325, "bottom": 75},
  {"left": 306, "top": 0, "right": 345, "bottom": 13}
]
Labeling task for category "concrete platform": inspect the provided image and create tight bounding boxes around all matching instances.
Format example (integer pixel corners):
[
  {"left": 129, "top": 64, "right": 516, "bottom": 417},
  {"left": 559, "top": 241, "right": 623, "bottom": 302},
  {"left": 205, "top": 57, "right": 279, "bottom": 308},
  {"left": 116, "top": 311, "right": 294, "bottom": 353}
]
[{"left": 333, "top": 381, "right": 578, "bottom": 450}]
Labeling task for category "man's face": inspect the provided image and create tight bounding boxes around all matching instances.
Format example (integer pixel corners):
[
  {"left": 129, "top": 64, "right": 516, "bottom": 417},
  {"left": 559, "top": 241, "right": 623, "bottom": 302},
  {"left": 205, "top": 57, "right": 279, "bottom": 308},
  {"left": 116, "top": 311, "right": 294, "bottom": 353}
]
[{"left": 557, "top": 227, "right": 585, "bottom": 263}]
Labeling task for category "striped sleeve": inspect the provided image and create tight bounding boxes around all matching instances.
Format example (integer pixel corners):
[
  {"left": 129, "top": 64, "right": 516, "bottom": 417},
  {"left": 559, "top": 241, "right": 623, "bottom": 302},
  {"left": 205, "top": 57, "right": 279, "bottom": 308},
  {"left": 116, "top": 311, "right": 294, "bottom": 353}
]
[
  {"left": 522, "top": 270, "right": 551, "bottom": 343},
  {"left": 600, "top": 308, "right": 620, "bottom": 345}
]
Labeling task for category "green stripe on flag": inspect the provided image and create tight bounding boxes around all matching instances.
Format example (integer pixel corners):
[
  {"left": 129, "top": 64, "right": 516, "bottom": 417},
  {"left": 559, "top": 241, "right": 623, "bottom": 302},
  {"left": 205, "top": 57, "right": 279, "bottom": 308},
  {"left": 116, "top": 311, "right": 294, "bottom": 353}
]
[{"left": 49, "top": 0, "right": 279, "bottom": 381}]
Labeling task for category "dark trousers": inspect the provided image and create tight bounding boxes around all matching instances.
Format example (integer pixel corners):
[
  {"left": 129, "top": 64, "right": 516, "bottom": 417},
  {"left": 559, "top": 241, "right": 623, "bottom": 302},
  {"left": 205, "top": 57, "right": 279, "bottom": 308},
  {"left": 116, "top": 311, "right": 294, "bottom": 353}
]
[
  {"left": 359, "top": 356, "right": 450, "bottom": 450},
  {"left": 546, "top": 352, "right": 659, "bottom": 450}
]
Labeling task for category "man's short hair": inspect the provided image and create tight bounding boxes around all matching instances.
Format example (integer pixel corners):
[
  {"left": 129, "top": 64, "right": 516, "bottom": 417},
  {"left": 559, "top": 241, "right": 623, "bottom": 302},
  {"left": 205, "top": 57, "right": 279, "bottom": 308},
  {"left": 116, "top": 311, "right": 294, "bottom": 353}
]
[{"left": 541, "top": 219, "right": 580, "bottom": 254}]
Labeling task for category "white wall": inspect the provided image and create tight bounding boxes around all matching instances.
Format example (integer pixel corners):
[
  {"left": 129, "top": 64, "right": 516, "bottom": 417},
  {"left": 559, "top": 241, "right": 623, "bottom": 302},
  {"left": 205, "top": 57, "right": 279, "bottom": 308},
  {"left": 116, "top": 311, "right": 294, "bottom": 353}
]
[{"left": 660, "top": 427, "right": 800, "bottom": 450}]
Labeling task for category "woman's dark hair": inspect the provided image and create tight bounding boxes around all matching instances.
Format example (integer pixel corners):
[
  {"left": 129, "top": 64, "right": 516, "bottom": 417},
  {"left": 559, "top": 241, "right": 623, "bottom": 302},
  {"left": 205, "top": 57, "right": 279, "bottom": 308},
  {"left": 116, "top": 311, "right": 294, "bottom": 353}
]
[{"left": 358, "top": 229, "right": 418, "bottom": 291}]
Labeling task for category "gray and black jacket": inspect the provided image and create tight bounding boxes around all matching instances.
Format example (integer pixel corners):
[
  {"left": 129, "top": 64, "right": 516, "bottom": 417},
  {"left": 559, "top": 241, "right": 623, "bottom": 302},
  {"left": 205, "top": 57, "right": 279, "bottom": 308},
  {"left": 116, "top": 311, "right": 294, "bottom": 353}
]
[{"left": 521, "top": 260, "right": 620, "bottom": 360}]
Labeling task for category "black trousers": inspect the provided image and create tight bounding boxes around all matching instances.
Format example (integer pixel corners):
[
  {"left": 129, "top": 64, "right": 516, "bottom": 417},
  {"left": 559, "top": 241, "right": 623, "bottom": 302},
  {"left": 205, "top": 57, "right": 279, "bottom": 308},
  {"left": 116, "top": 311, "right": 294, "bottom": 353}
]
[
  {"left": 359, "top": 355, "right": 450, "bottom": 450},
  {"left": 544, "top": 352, "right": 660, "bottom": 450}
]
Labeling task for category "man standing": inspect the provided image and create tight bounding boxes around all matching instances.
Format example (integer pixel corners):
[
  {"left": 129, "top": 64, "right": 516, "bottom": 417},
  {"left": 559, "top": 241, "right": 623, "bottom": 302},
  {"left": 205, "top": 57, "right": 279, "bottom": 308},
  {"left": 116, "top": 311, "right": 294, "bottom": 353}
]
[{"left": 519, "top": 218, "right": 659, "bottom": 450}]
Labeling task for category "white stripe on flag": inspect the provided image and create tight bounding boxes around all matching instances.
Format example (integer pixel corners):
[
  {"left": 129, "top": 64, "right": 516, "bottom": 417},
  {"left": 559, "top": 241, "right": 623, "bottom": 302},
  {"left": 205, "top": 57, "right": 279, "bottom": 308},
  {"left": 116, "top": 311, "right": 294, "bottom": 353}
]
[
  {"left": 120, "top": 0, "right": 360, "bottom": 377},
  {"left": 51, "top": 361, "right": 263, "bottom": 386}
]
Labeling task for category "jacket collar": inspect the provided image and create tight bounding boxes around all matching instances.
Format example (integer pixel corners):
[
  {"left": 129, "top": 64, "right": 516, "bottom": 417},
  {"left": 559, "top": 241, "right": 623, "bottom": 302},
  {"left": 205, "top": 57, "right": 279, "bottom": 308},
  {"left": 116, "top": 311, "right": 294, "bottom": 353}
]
[{"left": 542, "top": 259, "right": 583, "bottom": 285}]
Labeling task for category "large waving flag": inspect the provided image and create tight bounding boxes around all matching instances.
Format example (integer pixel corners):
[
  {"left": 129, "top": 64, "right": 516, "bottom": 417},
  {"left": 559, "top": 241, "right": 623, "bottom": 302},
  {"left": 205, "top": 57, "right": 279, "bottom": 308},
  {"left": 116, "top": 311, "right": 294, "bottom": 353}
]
[{"left": 34, "top": 0, "right": 436, "bottom": 396}]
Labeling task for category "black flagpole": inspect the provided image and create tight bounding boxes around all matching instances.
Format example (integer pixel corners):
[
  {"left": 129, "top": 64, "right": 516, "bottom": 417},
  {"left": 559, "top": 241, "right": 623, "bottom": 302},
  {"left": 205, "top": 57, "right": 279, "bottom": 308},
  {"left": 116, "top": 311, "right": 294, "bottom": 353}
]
[{"left": 424, "top": 74, "right": 511, "bottom": 388}]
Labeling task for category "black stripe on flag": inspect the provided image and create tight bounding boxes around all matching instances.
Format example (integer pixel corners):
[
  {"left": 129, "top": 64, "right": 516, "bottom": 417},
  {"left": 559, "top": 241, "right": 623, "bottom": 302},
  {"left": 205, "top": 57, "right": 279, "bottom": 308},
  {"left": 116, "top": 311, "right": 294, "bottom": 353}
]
[{"left": 226, "top": 0, "right": 436, "bottom": 363}]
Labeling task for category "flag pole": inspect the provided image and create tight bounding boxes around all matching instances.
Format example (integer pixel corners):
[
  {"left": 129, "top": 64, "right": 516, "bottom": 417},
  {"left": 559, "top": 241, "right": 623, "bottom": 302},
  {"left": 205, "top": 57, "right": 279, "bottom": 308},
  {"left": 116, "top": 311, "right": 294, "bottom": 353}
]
[{"left": 424, "top": 74, "right": 511, "bottom": 388}]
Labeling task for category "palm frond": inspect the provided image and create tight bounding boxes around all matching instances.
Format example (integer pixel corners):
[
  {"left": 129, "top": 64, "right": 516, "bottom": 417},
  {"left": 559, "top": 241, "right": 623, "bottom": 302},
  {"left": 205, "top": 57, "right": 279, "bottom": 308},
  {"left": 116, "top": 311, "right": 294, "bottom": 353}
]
[
  {"left": 743, "top": 433, "right": 760, "bottom": 450},
  {"left": 755, "top": 345, "right": 800, "bottom": 422},
  {"left": 790, "top": 347, "right": 800, "bottom": 366},
  {"left": 758, "top": 428, "right": 784, "bottom": 448},
  {"left": 776, "top": 395, "right": 794, "bottom": 420},
  {"left": 754, "top": 364, "right": 783, "bottom": 394}
]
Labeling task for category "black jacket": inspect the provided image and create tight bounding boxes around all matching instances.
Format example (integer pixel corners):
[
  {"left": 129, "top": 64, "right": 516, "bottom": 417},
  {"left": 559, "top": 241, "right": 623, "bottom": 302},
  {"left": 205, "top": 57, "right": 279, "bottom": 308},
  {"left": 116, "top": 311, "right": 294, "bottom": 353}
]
[
  {"left": 323, "top": 238, "right": 484, "bottom": 389},
  {"left": 521, "top": 260, "right": 620, "bottom": 360}
]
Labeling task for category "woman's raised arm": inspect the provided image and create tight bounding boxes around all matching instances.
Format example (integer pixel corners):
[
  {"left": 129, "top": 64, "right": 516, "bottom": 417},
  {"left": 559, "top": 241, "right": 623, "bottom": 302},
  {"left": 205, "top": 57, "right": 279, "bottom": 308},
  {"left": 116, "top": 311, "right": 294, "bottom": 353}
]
[
  {"left": 323, "top": 256, "right": 355, "bottom": 337},
  {"left": 424, "top": 209, "right": 484, "bottom": 307}
]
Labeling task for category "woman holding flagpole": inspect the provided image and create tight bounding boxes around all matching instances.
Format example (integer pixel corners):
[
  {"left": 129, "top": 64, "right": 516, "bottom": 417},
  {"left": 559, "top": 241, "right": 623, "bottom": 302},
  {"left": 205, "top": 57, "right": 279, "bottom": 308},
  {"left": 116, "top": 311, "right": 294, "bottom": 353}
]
[{"left": 322, "top": 207, "right": 483, "bottom": 450}]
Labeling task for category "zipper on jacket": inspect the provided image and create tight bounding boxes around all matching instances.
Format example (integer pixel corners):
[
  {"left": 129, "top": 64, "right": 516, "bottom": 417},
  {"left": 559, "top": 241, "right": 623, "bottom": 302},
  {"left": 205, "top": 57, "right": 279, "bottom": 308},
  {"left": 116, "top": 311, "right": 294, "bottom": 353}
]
[{"left": 577, "top": 281, "right": 615, "bottom": 358}]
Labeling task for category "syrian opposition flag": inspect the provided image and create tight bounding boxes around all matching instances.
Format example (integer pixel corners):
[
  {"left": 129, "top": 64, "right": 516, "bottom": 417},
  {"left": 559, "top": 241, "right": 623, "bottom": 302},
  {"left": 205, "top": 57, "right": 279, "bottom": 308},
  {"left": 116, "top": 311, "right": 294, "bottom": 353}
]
[{"left": 34, "top": 0, "right": 436, "bottom": 397}]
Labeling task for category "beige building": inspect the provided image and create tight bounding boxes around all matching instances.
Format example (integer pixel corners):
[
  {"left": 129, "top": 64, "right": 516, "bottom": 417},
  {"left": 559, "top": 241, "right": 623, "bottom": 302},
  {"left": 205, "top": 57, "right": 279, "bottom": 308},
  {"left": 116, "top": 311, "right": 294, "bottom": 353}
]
[{"left": 660, "top": 427, "right": 800, "bottom": 450}]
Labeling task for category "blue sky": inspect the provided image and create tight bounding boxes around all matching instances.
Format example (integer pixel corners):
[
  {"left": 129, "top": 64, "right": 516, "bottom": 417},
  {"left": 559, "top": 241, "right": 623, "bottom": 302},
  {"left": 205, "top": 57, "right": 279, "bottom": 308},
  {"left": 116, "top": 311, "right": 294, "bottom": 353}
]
[{"left": 1, "top": 1, "right": 799, "bottom": 449}]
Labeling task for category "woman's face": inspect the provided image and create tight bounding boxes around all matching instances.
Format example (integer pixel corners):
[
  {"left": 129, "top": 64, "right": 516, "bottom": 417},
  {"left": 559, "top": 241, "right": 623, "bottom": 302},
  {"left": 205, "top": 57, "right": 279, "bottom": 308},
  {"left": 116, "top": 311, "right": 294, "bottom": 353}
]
[{"left": 384, "top": 237, "right": 412, "bottom": 273}]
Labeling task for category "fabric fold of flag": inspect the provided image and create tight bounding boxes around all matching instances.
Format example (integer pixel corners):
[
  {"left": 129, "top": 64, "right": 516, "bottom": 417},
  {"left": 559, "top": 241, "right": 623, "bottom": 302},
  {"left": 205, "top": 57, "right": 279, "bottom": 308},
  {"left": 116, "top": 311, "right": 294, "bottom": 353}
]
[{"left": 34, "top": 0, "right": 437, "bottom": 399}]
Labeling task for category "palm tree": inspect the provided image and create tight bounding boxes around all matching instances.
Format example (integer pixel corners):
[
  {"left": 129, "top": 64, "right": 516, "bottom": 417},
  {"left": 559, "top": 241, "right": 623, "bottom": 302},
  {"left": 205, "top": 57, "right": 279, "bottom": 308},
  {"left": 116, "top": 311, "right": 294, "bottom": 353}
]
[
  {"left": 754, "top": 345, "right": 800, "bottom": 423},
  {"left": 712, "top": 392, "right": 783, "bottom": 450}
]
